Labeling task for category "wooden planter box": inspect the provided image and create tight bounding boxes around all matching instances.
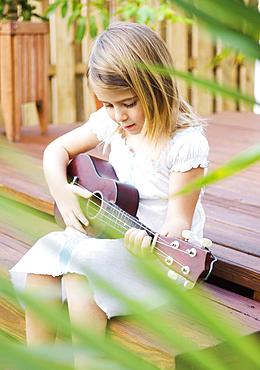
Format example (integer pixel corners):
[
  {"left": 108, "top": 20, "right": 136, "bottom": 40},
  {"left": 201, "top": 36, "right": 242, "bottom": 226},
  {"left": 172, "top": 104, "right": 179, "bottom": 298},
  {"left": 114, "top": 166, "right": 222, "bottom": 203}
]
[{"left": 0, "top": 21, "right": 49, "bottom": 142}]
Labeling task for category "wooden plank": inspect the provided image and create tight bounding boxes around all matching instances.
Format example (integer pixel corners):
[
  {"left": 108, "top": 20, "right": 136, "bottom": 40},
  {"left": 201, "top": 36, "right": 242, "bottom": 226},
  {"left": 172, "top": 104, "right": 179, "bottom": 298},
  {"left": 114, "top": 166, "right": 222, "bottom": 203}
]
[
  {"left": 196, "top": 28, "right": 214, "bottom": 114},
  {"left": 167, "top": 17, "right": 188, "bottom": 99},
  {"left": 0, "top": 34, "right": 14, "bottom": 141},
  {"left": 36, "top": 34, "right": 43, "bottom": 101},
  {"left": 37, "top": 33, "right": 49, "bottom": 134},
  {"left": 0, "top": 21, "right": 49, "bottom": 35},
  {"left": 0, "top": 112, "right": 259, "bottom": 294},
  {"left": 204, "top": 218, "right": 259, "bottom": 256},
  {"left": 0, "top": 292, "right": 26, "bottom": 343},
  {"left": 208, "top": 111, "right": 260, "bottom": 130},
  {"left": 55, "top": 11, "right": 76, "bottom": 124},
  {"left": 1, "top": 260, "right": 260, "bottom": 369},
  {"left": 28, "top": 34, "right": 37, "bottom": 102},
  {"left": 208, "top": 243, "right": 260, "bottom": 291},
  {"left": 203, "top": 200, "right": 260, "bottom": 236},
  {"left": 221, "top": 52, "right": 238, "bottom": 111},
  {"left": 21, "top": 35, "right": 29, "bottom": 103},
  {"left": 205, "top": 180, "right": 260, "bottom": 209},
  {"left": 214, "top": 40, "right": 223, "bottom": 113},
  {"left": 13, "top": 34, "right": 22, "bottom": 142},
  {"left": 175, "top": 331, "right": 260, "bottom": 370}
]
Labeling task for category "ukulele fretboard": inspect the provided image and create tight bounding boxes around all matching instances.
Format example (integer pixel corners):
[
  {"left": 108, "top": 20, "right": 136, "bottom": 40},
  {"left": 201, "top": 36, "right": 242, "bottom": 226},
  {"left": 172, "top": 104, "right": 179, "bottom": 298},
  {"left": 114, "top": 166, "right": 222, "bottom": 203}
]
[{"left": 105, "top": 202, "right": 154, "bottom": 238}]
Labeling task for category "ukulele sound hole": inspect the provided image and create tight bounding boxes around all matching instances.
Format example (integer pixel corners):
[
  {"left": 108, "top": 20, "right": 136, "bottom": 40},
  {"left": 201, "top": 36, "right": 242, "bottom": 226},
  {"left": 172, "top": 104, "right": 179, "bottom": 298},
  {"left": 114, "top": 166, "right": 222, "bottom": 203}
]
[{"left": 86, "top": 192, "right": 102, "bottom": 220}]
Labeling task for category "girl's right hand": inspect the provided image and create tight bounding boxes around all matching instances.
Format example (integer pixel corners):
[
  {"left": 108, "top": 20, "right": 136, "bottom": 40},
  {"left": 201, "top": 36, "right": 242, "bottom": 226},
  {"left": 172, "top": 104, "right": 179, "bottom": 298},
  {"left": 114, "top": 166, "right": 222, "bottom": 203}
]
[{"left": 54, "top": 183, "right": 93, "bottom": 234}]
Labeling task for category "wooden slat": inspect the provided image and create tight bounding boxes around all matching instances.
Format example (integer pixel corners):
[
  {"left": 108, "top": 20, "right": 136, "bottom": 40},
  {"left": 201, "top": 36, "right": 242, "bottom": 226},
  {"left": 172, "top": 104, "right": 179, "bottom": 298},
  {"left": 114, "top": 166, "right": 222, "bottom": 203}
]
[
  {"left": 204, "top": 218, "right": 259, "bottom": 256},
  {"left": 209, "top": 243, "right": 260, "bottom": 291},
  {"left": 0, "top": 34, "right": 14, "bottom": 141},
  {"left": 37, "top": 33, "right": 49, "bottom": 134},
  {"left": 55, "top": 11, "right": 76, "bottom": 124},
  {"left": 167, "top": 17, "right": 188, "bottom": 99},
  {"left": 28, "top": 34, "right": 36, "bottom": 102},
  {"left": 196, "top": 28, "right": 214, "bottom": 114},
  {"left": 36, "top": 34, "right": 43, "bottom": 101},
  {"left": 13, "top": 34, "right": 22, "bottom": 142},
  {"left": 21, "top": 35, "right": 29, "bottom": 103}
]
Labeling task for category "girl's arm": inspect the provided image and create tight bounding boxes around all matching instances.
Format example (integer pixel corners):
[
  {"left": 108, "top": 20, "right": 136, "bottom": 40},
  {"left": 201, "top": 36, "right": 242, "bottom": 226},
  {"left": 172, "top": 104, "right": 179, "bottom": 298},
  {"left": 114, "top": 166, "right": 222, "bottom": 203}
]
[
  {"left": 124, "top": 166, "right": 204, "bottom": 258},
  {"left": 43, "top": 123, "right": 101, "bottom": 233}
]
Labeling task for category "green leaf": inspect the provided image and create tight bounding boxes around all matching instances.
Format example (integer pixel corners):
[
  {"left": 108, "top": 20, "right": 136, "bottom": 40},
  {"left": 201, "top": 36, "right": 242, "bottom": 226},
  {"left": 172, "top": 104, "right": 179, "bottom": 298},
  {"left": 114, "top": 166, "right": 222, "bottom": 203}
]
[
  {"left": 175, "top": 142, "right": 260, "bottom": 196},
  {"left": 75, "top": 16, "right": 86, "bottom": 43},
  {"left": 98, "top": 11, "right": 109, "bottom": 31},
  {"left": 135, "top": 62, "right": 258, "bottom": 107},
  {"left": 67, "top": 8, "right": 81, "bottom": 30},
  {"left": 90, "top": 15, "right": 98, "bottom": 38},
  {"left": 136, "top": 5, "right": 155, "bottom": 24},
  {"left": 61, "top": 1, "right": 68, "bottom": 18},
  {"left": 118, "top": 3, "right": 138, "bottom": 20},
  {"left": 43, "top": 0, "right": 63, "bottom": 18},
  {"left": 169, "top": 0, "right": 260, "bottom": 60}
]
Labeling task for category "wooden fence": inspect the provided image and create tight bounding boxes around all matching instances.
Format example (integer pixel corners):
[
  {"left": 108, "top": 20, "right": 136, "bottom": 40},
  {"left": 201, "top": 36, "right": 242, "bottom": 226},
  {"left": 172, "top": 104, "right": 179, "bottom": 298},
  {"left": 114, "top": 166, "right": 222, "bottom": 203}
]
[{"left": 0, "top": 0, "right": 257, "bottom": 129}]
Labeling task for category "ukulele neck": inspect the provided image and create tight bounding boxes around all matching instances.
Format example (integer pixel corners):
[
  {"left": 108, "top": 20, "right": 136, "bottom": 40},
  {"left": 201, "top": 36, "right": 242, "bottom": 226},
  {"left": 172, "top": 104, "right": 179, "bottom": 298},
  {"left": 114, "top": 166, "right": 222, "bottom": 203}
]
[{"left": 106, "top": 202, "right": 154, "bottom": 238}]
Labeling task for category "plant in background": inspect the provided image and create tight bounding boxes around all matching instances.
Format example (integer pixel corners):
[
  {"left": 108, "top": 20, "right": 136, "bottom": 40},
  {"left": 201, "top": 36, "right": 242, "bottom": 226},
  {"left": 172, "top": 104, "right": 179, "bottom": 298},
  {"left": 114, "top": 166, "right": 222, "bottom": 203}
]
[
  {"left": 1, "top": 0, "right": 260, "bottom": 368},
  {"left": 44, "top": 0, "right": 110, "bottom": 42},
  {"left": 44, "top": 0, "right": 194, "bottom": 43},
  {"left": 0, "top": 0, "right": 47, "bottom": 21},
  {"left": 116, "top": 0, "right": 194, "bottom": 28}
]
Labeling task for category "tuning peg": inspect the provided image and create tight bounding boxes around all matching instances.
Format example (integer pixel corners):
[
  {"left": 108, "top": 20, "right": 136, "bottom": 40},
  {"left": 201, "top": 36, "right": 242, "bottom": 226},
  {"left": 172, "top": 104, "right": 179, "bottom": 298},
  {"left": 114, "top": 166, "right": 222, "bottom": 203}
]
[
  {"left": 167, "top": 270, "right": 179, "bottom": 281},
  {"left": 182, "top": 230, "right": 194, "bottom": 240},
  {"left": 201, "top": 238, "right": 212, "bottom": 249},
  {"left": 184, "top": 280, "right": 195, "bottom": 290}
]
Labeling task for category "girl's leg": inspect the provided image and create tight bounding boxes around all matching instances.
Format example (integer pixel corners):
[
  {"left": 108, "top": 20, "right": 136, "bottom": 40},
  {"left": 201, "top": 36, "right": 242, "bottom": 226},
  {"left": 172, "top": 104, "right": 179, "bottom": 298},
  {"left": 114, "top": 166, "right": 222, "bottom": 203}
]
[
  {"left": 25, "top": 274, "right": 62, "bottom": 345},
  {"left": 63, "top": 273, "right": 107, "bottom": 369}
]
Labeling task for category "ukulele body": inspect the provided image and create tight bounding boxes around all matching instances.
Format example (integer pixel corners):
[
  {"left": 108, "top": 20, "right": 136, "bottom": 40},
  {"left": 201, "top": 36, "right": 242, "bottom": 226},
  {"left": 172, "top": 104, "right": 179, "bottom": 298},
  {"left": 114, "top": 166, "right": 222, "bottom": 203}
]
[{"left": 54, "top": 154, "right": 140, "bottom": 238}]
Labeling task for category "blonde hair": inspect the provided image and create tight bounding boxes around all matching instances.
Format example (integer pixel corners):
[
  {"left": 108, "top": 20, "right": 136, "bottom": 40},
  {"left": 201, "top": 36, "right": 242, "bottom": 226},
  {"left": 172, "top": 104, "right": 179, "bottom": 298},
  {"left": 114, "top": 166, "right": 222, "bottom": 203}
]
[{"left": 87, "top": 21, "right": 203, "bottom": 148}]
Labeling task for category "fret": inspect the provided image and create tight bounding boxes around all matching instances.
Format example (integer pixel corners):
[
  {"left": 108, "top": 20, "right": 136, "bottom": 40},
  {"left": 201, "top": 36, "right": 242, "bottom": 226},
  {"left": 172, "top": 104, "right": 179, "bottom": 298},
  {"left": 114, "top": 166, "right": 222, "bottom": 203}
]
[
  {"left": 105, "top": 203, "right": 155, "bottom": 240},
  {"left": 105, "top": 203, "right": 115, "bottom": 227},
  {"left": 119, "top": 210, "right": 130, "bottom": 233}
]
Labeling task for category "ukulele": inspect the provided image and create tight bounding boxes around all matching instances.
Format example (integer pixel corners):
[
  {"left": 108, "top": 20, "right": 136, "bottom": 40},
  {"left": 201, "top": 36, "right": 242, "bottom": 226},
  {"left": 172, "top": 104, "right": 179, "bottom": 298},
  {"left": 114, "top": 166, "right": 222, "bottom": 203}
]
[{"left": 54, "top": 154, "right": 216, "bottom": 288}]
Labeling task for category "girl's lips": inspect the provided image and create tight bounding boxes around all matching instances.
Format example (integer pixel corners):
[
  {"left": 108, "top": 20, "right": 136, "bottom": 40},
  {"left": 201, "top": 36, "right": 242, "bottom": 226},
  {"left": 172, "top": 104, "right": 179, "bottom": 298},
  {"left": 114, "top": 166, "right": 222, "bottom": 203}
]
[{"left": 122, "top": 124, "right": 135, "bottom": 130}]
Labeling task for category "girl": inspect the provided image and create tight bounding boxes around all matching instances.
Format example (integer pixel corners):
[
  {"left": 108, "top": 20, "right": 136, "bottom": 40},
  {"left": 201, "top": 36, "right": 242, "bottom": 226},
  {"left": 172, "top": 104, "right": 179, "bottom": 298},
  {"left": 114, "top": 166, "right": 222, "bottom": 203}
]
[{"left": 10, "top": 21, "right": 209, "bottom": 368}]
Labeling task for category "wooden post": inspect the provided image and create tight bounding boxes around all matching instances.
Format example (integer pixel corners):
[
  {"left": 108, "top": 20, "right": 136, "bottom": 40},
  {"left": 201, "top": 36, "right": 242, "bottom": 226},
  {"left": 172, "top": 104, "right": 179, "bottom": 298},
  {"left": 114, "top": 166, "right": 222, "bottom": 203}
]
[
  {"left": 167, "top": 19, "right": 189, "bottom": 101},
  {"left": 196, "top": 28, "right": 214, "bottom": 114},
  {"left": 0, "top": 21, "right": 49, "bottom": 142},
  {"left": 55, "top": 12, "right": 76, "bottom": 124}
]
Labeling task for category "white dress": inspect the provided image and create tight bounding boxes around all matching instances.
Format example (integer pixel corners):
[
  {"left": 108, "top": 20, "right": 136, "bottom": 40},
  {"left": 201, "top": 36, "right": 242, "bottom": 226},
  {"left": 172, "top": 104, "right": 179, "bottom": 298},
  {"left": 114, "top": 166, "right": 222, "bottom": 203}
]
[{"left": 10, "top": 108, "right": 209, "bottom": 319}]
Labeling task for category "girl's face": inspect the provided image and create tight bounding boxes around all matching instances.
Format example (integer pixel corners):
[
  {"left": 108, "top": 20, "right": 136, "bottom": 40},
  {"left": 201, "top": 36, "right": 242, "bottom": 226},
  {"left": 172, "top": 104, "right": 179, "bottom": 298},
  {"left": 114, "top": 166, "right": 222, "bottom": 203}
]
[{"left": 94, "top": 88, "right": 145, "bottom": 136}]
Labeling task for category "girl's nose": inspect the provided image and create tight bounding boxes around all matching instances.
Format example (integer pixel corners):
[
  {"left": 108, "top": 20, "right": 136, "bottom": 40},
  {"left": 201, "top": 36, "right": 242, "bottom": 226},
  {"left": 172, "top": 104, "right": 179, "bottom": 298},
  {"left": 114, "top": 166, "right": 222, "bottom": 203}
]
[{"left": 114, "top": 108, "right": 128, "bottom": 123}]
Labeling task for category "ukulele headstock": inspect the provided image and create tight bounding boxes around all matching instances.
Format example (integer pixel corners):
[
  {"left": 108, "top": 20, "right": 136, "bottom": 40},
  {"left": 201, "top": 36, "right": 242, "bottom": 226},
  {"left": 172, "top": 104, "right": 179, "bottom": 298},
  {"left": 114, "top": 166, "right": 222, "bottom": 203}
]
[{"left": 153, "top": 230, "right": 217, "bottom": 288}]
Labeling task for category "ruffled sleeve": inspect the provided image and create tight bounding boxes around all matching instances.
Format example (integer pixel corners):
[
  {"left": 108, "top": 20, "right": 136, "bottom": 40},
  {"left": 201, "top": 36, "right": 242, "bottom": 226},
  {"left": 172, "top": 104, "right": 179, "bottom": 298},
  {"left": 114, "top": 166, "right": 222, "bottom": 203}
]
[
  {"left": 88, "top": 107, "right": 118, "bottom": 143},
  {"left": 168, "top": 126, "right": 209, "bottom": 172}
]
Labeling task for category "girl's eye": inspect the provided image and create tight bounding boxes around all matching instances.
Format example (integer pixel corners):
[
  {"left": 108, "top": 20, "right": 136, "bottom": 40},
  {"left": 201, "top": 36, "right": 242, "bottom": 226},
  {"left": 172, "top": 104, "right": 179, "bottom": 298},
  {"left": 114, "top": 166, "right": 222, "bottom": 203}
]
[
  {"left": 124, "top": 101, "right": 137, "bottom": 108},
  {"left": 104, "top": 104, "right": 113, "bottom": 109}
]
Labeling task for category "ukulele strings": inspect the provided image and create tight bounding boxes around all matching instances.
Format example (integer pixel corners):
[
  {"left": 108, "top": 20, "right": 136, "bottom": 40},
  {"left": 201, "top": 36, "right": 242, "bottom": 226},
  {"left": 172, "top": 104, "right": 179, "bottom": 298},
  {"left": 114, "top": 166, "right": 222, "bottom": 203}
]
[
  {"left": 74, "top": 183, "right": 188, "bottom": 266},
  {"left": 85, "top": 198, "right": 182, "bottom": 263}
]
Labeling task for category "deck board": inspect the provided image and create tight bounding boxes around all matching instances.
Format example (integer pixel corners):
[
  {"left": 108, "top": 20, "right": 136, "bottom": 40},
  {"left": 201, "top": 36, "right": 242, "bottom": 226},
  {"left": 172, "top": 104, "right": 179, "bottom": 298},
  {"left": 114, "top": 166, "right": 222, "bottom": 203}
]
[
  {"left": 0, "top": 111, "right": 260, "bottom": 290},
  {"left": 1, "top": 111, "right": 260, "bottom": 369},
  {"left": 0, "top": 112, "right": 260, "bottom": 276}
]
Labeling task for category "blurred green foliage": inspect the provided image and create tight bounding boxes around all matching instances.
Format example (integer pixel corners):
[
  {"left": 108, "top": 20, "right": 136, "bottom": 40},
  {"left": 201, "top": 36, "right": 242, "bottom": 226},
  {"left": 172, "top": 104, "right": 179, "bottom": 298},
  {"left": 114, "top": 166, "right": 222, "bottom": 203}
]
[{"left": 1, "top": 0, "right": 260, "bottom": 369}]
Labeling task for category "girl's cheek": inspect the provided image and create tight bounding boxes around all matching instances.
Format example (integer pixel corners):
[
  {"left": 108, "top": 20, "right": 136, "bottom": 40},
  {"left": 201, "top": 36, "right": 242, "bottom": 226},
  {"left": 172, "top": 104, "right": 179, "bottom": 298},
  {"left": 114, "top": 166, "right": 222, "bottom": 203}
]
[{"left": 106, "top": 108, "right": 115, "bottom": 122}]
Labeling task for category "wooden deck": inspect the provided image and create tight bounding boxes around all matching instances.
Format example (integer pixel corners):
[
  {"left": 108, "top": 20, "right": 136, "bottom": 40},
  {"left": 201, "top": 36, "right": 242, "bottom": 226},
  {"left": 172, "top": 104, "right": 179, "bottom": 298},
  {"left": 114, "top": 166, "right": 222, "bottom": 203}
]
[{"left": 1, "top": 111, "right": 260, "bottom": 369}]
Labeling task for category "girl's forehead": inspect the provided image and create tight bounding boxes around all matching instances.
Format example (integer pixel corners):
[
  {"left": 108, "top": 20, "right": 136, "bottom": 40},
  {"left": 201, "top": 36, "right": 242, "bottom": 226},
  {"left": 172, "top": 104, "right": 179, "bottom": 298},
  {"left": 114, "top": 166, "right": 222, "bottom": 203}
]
[{"left": 94, "top": 87, "right": 136, "bottom": 103}]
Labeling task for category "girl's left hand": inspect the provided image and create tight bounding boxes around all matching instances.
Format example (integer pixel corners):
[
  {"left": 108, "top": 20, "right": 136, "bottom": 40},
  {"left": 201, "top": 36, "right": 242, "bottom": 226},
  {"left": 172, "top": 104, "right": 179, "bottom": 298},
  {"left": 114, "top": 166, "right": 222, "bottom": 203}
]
[{"left": 124, "top": 229, "right": 154, "bottom": 259}]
